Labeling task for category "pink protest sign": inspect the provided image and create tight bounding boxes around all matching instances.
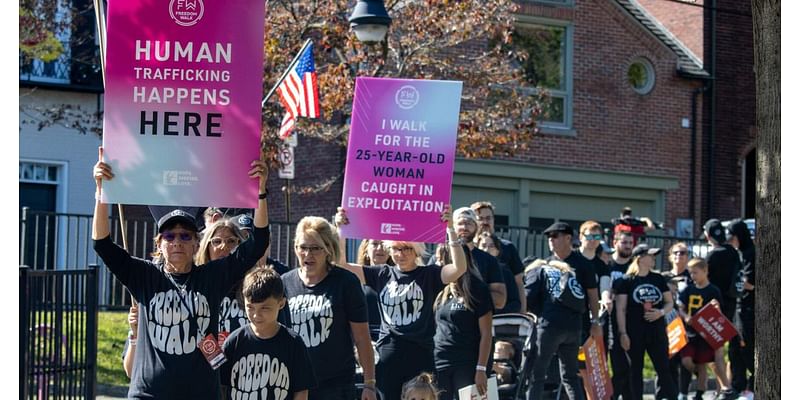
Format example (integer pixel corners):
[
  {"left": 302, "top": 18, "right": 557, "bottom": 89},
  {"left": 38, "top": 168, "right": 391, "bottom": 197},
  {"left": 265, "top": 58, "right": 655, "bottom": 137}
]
[
  {"left": 101, "top": 0, "right": 265, "bottom": 207},
  {"left": 340, "top": 77, "right": 463, "bottom": 243}
]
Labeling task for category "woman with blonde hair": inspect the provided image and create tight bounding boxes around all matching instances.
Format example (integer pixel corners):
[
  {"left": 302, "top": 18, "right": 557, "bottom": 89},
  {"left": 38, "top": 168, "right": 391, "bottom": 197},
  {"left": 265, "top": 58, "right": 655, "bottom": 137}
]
[
  {"left": 334, "top": 206, "right": 467, "bottom": 400},
  {"left": 280, "top": 216, "right": 376, "bottom": 400},
  {"left": 615, "top": 243, "right": 677, "bottom": 399}
]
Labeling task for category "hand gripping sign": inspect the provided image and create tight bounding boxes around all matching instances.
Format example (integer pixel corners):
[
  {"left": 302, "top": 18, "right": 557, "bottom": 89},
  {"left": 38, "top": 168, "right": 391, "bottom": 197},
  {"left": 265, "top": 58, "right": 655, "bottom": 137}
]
[
  {"left": 101, "top": 0, "right": 266, "bottom": 208},
  {"left": 579, "top": 336, "right": 613, "bottom": 400},
  {"left": 340, "top": 77, "right": 463, "bottom": 243}
]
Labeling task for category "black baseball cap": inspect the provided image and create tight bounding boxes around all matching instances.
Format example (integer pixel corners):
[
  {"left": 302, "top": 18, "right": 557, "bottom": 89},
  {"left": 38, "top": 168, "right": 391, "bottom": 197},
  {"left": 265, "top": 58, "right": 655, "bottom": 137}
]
[
  {"left": 157, "top": 209, "right": 198, "bottom": 233},
  {"left": 631, "top": 243, "right": 661, "bottom": 257},
  {"left": 233, "top": 214, "right": 254, "bottom": 231},
  {"left": 543, "top": 222, "right": 573, "bottom": 236},
  {"left": 703, "top": 218, "right": 726, "bottom": 243}
]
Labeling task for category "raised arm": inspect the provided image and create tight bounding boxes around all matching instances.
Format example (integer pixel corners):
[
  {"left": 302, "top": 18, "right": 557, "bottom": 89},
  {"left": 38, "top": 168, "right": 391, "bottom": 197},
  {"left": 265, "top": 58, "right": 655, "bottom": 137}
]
[
  {"left": 92, "top": 146, "right": 113, "bottom": 240},
  {"left": 332, "top": 207, "right": 367, "bottom": 283},
  {"left": 440, "top": 205, "right": 467, "bottom": 284},
  {"left": 249, "top": 159, "right": 269, "bottom": 229}
]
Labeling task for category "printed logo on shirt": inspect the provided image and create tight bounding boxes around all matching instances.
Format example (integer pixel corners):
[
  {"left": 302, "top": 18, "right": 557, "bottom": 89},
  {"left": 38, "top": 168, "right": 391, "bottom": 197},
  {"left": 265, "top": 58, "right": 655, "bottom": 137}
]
[
  {"left": 287, "top": 294, "right": 333, "bottom": 348},
  {"left": 380, "top": 281, "right": 424, "bottom": 327},
  {"left": 449, "top": 298, "right": 466, "bottom": 311},
  {"left": 219, "top": 296, "right": 248, "bottom": 334},
  {"left": 610, "top": 270, "right": 625, "bottom": 283},
  {"left": 632, "top": 284, "right": 663, "bottom": 304},
  {"left": 147, "top": 289, "right": 211, "bottom": 355},
  {"left": 229, "top": 353, "right": 290, "bottom": 400},
  {"left": 544, "top": 268, "right": 584, "bottom": 299}
]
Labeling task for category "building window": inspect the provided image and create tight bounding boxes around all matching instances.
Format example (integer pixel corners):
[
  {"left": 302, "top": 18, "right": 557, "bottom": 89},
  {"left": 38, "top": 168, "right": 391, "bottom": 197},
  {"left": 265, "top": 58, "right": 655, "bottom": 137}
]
[
  {"left": 19, "top": 162, "right": 60, "bottom": 184},
  {"left": 514, "top": 20, "right": 573, "bottom": 132},
  {"left": 19, "top": 1, "right": 72, "bottom": 84},
  {"left": 628, "top": 57, "right": 655, "bottom": 94}
]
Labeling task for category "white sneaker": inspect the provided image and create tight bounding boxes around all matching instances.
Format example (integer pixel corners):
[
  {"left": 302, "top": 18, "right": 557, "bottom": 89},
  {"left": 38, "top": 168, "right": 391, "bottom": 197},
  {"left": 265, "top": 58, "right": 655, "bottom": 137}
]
[{"left": 737, "top": 391, "right": 754, "bottom": 400}]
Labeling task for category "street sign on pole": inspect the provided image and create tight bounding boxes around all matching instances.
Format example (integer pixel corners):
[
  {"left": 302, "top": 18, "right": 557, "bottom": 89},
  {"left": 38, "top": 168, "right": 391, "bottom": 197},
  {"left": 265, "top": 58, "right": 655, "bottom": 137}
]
[{"left": 278, "top": 145, "right": 295, "bottom": 179}]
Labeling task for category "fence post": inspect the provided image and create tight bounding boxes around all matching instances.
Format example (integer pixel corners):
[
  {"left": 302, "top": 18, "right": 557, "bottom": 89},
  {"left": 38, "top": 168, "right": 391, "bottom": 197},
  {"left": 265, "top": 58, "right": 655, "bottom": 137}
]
[
  {"left": 20, "top": 207, "right": 29, "bottom": 267},
  {"left": 85, "top": 264, "right": 99, "bottom": 400},
  {"left": 19, "top": 266, "right": 29, "bottom": 400}
]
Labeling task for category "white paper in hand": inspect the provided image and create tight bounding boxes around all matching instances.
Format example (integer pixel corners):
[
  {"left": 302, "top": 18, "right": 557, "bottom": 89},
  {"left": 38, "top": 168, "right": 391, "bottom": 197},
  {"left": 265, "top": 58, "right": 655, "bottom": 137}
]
[{"left": 457, "top": 376, "right": 498, "bottom": 400}]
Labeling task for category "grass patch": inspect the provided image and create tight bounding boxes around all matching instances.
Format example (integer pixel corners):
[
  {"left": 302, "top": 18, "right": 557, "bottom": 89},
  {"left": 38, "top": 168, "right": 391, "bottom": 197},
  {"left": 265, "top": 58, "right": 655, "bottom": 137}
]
[{"left": 97, "top": 311, "right": 130, "bottom": 388}]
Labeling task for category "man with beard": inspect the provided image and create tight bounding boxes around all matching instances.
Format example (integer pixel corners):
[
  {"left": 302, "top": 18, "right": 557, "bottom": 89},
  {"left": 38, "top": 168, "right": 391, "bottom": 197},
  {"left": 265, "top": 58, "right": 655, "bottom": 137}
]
[
  {"left": 453, "top": 207, "right": 506, "bottom": 310},
  {"left": 608, "top": 231, "right": 635, "bottom": 400},
  {"left": 471, "top": 201, "right": 526, "bottom": 312}
]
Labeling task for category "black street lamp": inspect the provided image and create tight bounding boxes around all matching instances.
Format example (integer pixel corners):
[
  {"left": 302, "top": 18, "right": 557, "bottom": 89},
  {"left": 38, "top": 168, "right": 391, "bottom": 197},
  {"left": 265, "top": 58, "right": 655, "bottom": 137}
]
[{"left": 348, "top": 0, "right": 392, "bottom": 43}]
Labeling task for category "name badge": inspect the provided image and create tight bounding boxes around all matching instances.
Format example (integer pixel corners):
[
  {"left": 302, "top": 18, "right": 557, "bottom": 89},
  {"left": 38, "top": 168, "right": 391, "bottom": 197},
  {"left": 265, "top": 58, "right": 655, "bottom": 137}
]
[{"left": 199, "top": 333, "right": 226, "bottom": 370}]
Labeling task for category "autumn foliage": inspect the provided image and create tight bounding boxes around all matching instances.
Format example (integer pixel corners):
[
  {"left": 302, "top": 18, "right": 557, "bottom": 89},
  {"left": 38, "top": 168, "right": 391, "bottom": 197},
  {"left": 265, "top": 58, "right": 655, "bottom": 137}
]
[{"left": 261, "top": 0, "right": 545, "bottom": 162}]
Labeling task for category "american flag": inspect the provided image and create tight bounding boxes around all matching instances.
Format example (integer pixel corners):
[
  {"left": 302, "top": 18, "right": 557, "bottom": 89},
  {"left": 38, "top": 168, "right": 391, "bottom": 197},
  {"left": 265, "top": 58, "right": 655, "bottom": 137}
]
[{"left": 276, "top": 43, "right": 320, "bottom": 139}]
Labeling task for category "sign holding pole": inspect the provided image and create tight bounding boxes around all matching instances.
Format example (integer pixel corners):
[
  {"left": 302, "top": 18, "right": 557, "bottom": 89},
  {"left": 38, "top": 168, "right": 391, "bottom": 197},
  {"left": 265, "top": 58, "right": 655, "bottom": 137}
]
[
  {"left": 340, "top": 77, "right": 463, "bottom": 243},
  {"left": 101, "top": 0, "right": 266, "bottom": 208}
]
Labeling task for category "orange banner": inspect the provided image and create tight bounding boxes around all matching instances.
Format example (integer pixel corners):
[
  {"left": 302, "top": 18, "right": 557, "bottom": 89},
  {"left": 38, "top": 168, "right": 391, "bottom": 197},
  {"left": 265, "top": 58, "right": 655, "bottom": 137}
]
[
  {"left": 667, "top": 317, "right": 688, "bottom": 357},
  {"left": 580, "top": 336, "right": 613, "bottom": 400}
]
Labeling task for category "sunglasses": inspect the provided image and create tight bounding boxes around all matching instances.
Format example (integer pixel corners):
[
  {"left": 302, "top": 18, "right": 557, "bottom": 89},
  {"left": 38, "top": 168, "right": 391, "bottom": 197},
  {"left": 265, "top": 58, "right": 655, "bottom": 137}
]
[
  {"left": 162, "top": 232, "right": 194, "bottom": 242},
  {"left": 672, "top": 250, "right": 688, "bottom": 256},
  {"left": 583, "top": 234, "right": 603, "bottom": 240},
  {"left": 211, "top": 237, "right": 240, "bottom": 248}
]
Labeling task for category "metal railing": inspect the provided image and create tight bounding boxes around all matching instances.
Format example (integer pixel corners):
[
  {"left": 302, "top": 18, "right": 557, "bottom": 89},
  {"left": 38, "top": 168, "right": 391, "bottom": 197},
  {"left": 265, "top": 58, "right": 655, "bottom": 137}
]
[
  {"left": 19, "top": 40, "right": 72, "bottom": 83},
  {"left": 20, "top": 265, "right": 98, "bottom": 400},
  {"left": 19, "top": 208, "right": 298, "bottom": 309}
]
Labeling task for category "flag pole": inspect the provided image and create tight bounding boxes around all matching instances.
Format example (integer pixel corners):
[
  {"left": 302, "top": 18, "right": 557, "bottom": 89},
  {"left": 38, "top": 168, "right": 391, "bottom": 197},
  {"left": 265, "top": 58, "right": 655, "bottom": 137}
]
[
  {"left": 261, "top": 39, "right": 313, "bottom": 108},
  {"left": 93, "top": 0, "right": 136, "bottom": 307}
]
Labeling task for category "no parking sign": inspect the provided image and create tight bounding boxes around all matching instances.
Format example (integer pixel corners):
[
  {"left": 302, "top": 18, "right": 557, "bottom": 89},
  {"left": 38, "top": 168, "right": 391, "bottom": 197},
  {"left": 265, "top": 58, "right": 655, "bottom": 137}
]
[{"left": 278, "top": 145, "right": 294, "bottom": 179}]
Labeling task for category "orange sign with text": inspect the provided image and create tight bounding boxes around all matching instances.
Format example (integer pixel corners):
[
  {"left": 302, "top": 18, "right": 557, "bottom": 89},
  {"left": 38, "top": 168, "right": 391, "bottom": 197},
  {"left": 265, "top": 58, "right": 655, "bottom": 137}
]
[
  {"left": 580, "top": 336, "right": 613, "bottom": 400},
  {"left": 667, "top": 317, "right": 688, "bottom": 357}
]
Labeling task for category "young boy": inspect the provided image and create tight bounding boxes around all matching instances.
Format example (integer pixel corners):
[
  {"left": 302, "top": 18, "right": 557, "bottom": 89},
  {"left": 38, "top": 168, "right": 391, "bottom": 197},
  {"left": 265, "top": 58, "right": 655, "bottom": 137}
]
[
  {"left": 677, "top": 258, "right": 734, "bottom": 400},
  {"left": 220, "top": 266, "right": 317, "bottom": 400}
]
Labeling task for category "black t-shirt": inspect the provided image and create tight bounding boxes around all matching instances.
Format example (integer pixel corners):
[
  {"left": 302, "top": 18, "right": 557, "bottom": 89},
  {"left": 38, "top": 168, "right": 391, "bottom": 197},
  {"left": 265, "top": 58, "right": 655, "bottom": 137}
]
[
  {"left": 469, "top": 246, "right": 505, "bottom": 287},
  {"left": 219, "top": 258, "right": 292, "bottom": 340},
  {"left": 363, "top": 263, "right": 446, "bottom": 347},
  {"left": 608, "top": 258, "right": 631, "bottom": 286},
  {"left": 220, "top": 324, "right": 317, "bottom": 399},
  {"left": 613, "top": 272, "right": 670, "bottom": 328},
  {"left": 498, "top": 239, "right": 524, "bottom": 276},
  {"left": 363, "top": 285, "right": 382, "bottom": 340},
  {"left": 678, "top": 283, "right": 722, "bottom": 337},
  {"left": 705, "top": 244, "right": 742, "bottom": 303},
  {"left": 281, "top": 267, "right": 368, "bottom": 384},
  {"left": 434, "top": 275, "right": 493, "bottom": 369},
  {"left": 495, "top": 259, "right": 522, "bottom": 314},
  {"left": 739, "top": 245, "right": 756, "bottom": 309},
  {"left": 93, "top": 227, "right": 269, "bottom": 400},
  {"left": 525, "top": 253, "right": 597, "bottom": 330}
]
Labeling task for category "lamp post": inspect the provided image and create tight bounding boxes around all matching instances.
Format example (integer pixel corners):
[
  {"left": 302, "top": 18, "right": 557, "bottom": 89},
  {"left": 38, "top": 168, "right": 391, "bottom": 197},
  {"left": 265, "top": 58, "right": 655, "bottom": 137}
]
[{"left": 348, "top": 0, "right": 392, "bottom": 44}]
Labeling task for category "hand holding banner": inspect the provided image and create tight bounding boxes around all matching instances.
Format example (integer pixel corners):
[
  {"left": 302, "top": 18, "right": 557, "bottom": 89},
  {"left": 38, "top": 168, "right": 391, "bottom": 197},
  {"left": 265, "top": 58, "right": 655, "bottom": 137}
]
[
  {"left": 340, "top": 77, "right": 463, "bottom": 243},
  {"left": 579, "top": 336, "right": 613, "bottom": 400}
]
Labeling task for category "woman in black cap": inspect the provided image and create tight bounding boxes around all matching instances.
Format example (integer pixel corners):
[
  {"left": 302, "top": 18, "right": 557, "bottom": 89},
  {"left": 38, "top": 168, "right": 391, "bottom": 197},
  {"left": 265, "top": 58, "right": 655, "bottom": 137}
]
[
  {"left": 92, "top": 147, "right": 271, "bottom": 400},
  {"left": 614, "top": 243, "right": 677, "bottom": 400}
]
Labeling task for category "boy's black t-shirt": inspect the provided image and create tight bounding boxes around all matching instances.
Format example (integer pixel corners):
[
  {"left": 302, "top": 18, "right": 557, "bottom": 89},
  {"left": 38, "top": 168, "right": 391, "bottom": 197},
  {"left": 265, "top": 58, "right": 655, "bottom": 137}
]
[
  {"left": 525, "top": 252, "right": 597, "bottom": 330},
  {"left": 613, "top": 271, "right": 670, "bottom": 328},
  {"left": 219, "top": 258, "right": 292, "bottom": 340},
  {"left": 93, "top": 227, "right": 269, "bottom": 400},
  {"left": 281, "top": 267, "right": 368, "bottom": 383},
  {"left": 363, "top": 263, "right": 446, "bottom": 348},
  {"left": 678, "top": 283, "right": 722, "bottom": 337},
  {"left": 433, "top": 275, "right": 493, "bottom": 369},
  {"left": 220, "top": 324, "right": 317, "bottom": 400}
]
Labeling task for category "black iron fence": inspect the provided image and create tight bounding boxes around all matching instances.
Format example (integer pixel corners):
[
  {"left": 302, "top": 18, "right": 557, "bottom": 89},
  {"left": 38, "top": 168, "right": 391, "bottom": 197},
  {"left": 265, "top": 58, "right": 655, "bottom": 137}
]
[
  {"left": 20, "top": 265, "right": 98, "bottom": 400},
  {"left": 19, "top": 208, "right": 299, "bottom": 309}
]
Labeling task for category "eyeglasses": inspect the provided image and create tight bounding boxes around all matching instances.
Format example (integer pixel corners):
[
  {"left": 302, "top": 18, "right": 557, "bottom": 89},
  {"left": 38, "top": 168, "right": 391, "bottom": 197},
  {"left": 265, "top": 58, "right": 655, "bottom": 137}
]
[
  {"left": 295, "top": 245, "right": 325, "bottom": 256},
  {"left": 367, "top": 241, "right": 385, "bottom": 248},
  {"left": 389, "top": 246, "right": 415, "bottom": 254},
  {"left": 162, "top": 231, "right": 194, "bottom": 242},
  {"left": 672, "top": 250, "right": 688, "bottom": 256},
  {"left": 583, "top": 233, "right": 603, "bottom": 241},
  {"left": 211, "top": 237, "right": 240, "bottom": 248}
]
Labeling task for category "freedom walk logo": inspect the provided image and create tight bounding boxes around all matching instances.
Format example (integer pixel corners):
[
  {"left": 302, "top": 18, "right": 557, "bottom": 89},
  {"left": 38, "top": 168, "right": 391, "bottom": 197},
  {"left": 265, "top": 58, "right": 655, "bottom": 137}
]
[
  {"left": 287, "top": 294, "right": 333, "bottom": 348},
  {"left": 147, "top": 289, "right": 211, "bottom": 355},
  {"left": 170, "top": 0, "right": 204, "bottom": 27},
  {"left": 395, "top": 85, "right": 420, "bottom": 110},
  {"left": 229, "top": 353, "right": 291, "bottom": 400},
  {"left": 380, "top": 281, "right": 424, "bottom": 327}
]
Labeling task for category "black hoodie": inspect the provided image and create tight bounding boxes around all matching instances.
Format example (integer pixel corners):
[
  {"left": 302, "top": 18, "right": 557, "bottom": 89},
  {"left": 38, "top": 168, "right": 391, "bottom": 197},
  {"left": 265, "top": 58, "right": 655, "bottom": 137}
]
[{"left": 728, "top": 219, "right": 755, "bottom": 309}]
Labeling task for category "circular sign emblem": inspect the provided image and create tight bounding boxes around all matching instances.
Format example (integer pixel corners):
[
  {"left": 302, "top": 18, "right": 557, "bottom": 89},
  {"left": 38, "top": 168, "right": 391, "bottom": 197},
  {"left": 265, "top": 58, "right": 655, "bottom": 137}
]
[
  {"left": 632, "top": 283, "right": 663, "bottom": 304},
  {"left": 201, "top": 338, "right": 216, "bottom": 354},
  {"left": 169, "top": 0, "right": 204, "bottom": 27},
  {"left": 395, "top": 85, "right": 420, "bottom": 110},
  {"left": 568, "top": 277, "right": 585, "bottom": 299}
]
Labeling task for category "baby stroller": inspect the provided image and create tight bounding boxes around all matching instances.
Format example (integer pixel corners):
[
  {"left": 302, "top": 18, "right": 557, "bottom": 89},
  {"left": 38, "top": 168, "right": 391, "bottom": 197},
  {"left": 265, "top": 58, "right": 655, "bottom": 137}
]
[{"left": 492, "top": 313, "right": 537, "bottom": 400}]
